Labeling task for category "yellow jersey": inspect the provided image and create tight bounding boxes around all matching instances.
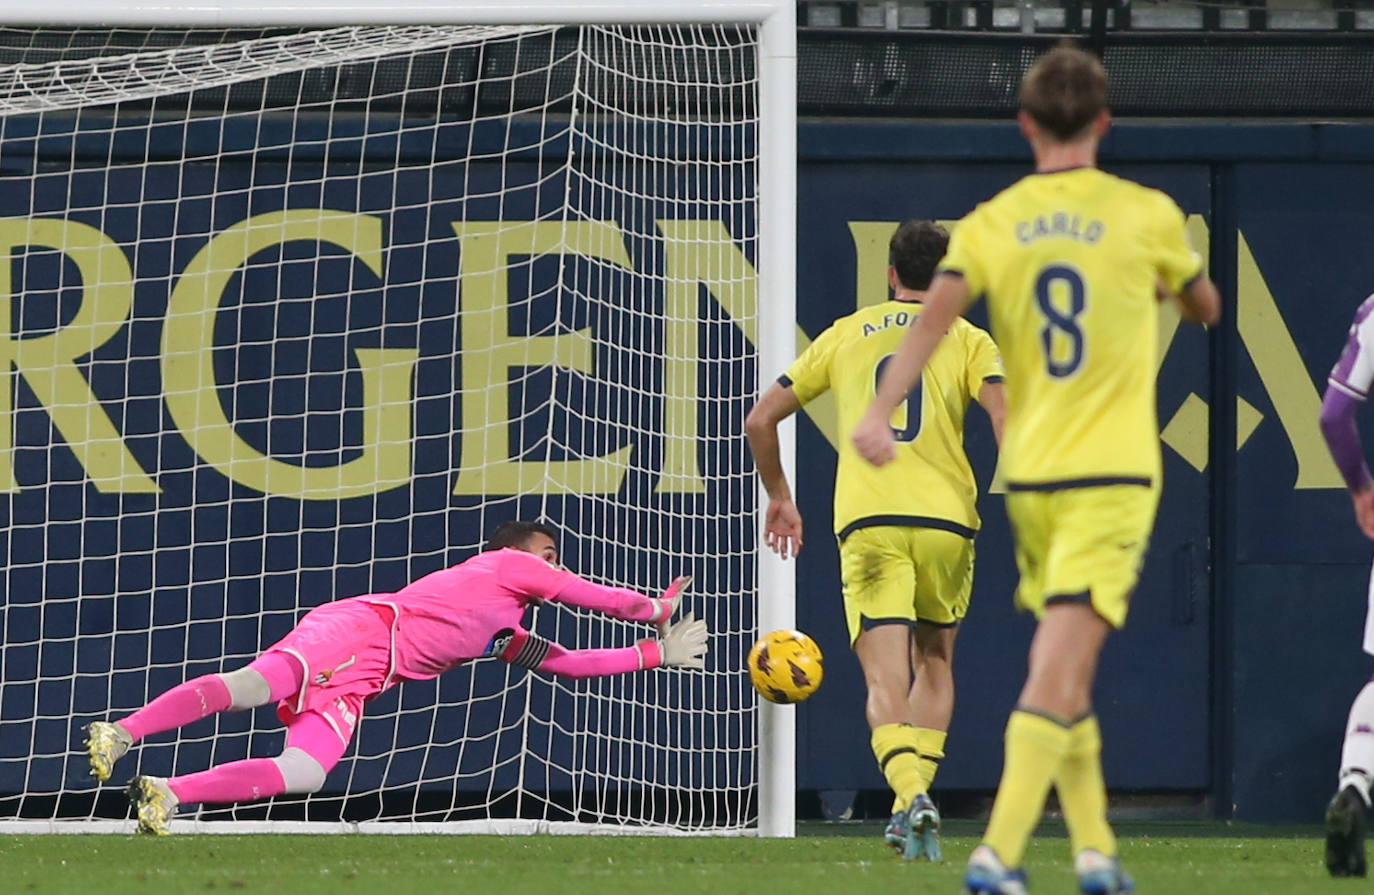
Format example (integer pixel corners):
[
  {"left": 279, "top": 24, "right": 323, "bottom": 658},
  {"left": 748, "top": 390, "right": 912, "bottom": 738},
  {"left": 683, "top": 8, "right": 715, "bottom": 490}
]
[
  {"left": 785, "top": 300, "right": 1003, "bottom": 540},
  {"left": 938, "top": 167, "right": 1203, "bottom": 489}
]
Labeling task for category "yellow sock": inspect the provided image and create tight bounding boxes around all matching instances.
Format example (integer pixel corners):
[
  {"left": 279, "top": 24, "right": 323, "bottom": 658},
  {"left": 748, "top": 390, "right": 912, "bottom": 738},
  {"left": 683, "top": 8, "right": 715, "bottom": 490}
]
[
  {"left": 1055, "top": 714, "right": 1117, "bottom": 857},
  {"left": 871, "top": 723, "right": 923, "bottom": 813},
  {"left": 982, "top": 708, "right": 1073, "bottom": 868},
  {"left": 914, "top": 727, "right": 947, "bottom": 793}
]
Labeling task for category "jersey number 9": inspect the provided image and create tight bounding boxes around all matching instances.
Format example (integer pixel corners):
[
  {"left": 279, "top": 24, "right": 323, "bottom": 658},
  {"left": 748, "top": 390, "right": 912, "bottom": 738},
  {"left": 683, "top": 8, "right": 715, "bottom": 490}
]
[{"left": 875, "top": 354, "right": 923, "bottom": 443}]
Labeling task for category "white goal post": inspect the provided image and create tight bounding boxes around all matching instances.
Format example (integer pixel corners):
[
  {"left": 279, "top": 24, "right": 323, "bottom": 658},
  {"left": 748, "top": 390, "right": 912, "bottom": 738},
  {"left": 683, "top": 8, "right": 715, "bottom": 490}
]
[{"left": 0, "top": 1, "right": 796, "bottom": 836}]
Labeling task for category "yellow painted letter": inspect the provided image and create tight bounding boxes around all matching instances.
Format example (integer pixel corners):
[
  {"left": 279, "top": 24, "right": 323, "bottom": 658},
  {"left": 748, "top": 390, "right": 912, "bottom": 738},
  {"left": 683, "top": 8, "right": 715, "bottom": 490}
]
[
  {"left": 451, "top": 221, "right": 633, "bottom": 495},
  {"left": 658, "top": 220, "right": 759, "bottom": 493},
  {"left": 0, "top": 217, "right": 156, "bottom": 492},
  {"left": 162, "top": 210, "right": 416, "bottom": 499}
]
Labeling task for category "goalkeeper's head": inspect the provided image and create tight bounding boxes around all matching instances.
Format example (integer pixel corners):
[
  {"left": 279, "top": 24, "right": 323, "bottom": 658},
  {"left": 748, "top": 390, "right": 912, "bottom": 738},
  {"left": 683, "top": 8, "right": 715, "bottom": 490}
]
[
  {"left": 484, "top": 520, "right": 559, "bottom": 565},
  {"left": 1018, "top": 41, "right": 1109, "bottom": 145}
]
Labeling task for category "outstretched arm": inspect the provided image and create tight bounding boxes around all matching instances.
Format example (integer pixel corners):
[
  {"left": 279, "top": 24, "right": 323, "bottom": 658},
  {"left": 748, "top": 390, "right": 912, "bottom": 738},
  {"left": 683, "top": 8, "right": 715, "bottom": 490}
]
[
  {"left": 499, "top": 548, "right": 687, "bottom": 626},
  {"left": 745, "top": 382, "right": 805, "bottom": 559},
  {"left": 1159, "top": 275, "right": 1221, "bottom": 326},
  {"left": 552, "top": 575, "right": 690, "bottom": 628},
  {"left": 494, "top": 615, "right": 709, "bottom": 679}
]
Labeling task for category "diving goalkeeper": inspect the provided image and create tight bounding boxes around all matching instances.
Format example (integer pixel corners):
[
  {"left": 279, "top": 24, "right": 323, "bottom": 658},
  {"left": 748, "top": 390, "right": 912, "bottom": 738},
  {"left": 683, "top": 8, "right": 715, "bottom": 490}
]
[{"left": 82, "top": 520, "right": 706, "bottom": 835}]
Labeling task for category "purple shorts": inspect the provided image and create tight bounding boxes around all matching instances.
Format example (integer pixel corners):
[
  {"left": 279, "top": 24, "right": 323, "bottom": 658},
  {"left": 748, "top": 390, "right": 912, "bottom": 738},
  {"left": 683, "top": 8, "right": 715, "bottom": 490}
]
[{"left": 264, "top": 598, "right": 396, "bottom": 744}]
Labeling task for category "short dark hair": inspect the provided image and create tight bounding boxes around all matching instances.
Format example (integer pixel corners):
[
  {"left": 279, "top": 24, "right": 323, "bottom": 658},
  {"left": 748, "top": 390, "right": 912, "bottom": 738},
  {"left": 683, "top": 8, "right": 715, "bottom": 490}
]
[
  {"left": 1019, "top": 42, "right": 1108, "bottom": 141},
  {"left": 484, "top": 520, "right": 558, "bottom": 552},
  {"left": 888, "top": 220, "right": 950, "bottom": 291}
]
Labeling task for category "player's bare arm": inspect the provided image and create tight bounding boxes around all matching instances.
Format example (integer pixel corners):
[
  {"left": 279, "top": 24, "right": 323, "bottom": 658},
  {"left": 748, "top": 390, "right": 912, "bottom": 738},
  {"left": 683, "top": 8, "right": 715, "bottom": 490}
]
[
  {"left": 977, "top": 380, "right": 1007, "bottom": 447},
  {"left": 1162, "top": 274, "right": 1222, "bottom": 326},
  {"left": 745, "top": 382, "right": 805, "bottom": 559},
  {"left": 853, "top": 272, "right": 971, "bottom": 466}
]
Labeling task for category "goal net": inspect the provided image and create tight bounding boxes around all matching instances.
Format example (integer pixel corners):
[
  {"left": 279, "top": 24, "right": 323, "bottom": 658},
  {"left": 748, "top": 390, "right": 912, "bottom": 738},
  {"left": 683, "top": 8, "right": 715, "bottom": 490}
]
[{"left": 0, "top": 17, "right": 784, "bottom": 834}]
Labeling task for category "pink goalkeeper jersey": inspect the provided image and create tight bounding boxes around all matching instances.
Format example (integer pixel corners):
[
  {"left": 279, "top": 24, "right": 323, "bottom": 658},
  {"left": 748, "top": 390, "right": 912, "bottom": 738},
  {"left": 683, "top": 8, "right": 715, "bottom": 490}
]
[{"left": 359, "top": 548, "right": 658, "bottom": 681}]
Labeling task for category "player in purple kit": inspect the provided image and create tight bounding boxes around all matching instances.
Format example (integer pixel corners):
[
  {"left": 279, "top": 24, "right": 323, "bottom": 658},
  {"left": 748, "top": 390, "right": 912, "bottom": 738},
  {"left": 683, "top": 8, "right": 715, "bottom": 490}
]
[
  {"left": 1320, "top": 295, "right": 1374, "bottom": 876},
  {"left": 82, "top": 520, "right": 706, "bottom": 834}
]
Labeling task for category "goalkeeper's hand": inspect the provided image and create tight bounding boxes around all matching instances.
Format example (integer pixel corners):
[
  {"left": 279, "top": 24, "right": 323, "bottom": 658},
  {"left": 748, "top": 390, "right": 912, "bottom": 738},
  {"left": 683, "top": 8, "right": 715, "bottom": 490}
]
[
  {"left": 658, "top": 612, "right": 709, "bottom": 670},
  {"left": 654, "top": 575, "right": 692, "bottom": 637}
]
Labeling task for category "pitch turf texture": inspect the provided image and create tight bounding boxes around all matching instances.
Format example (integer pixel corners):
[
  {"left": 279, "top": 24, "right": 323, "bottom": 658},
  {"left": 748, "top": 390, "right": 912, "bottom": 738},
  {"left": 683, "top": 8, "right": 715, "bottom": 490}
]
[{"left": 0, "top": 821, "right": 1346, "bottom": 894}]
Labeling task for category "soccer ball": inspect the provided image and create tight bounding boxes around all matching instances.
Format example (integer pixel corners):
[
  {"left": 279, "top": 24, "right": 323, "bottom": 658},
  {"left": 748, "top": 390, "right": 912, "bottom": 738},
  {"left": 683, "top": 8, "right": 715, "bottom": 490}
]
[{"left": 747, "top": 629, "right": 824, "bottom": 704}]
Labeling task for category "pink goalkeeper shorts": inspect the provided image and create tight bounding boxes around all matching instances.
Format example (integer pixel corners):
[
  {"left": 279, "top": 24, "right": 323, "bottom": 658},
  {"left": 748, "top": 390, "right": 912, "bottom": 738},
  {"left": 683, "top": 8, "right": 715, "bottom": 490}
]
[{"left": 263, "top": 597, "right": 396, "bottom": 745}]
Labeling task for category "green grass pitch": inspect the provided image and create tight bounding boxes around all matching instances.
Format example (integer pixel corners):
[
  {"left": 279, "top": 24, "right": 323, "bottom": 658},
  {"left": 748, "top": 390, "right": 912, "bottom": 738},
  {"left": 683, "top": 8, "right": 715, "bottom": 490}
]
[{"left": 0, "top": 820, "right": 1346, "bottom": 894}]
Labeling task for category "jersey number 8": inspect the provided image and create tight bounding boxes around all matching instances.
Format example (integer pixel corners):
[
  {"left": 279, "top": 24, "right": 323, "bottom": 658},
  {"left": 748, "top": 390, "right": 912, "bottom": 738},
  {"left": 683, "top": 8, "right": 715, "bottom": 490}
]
[
  {"left": 875, "top": 354, "right": 923, "bottom": 443},
  {"left": 1034, "top": 264, "right": 1087, "bottom": 378}
]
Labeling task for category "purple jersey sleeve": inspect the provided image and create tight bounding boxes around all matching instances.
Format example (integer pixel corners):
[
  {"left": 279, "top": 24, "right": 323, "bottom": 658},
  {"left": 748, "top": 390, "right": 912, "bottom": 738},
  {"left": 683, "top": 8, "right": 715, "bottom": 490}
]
[
  {"left": 1321, "top": 387, "right": 1371, "bottom": 492},
  {"left": 1329, "top": 295, "right": 1374, "bottom": 400},
  {"left": 1323, "top": 296, "right": 1374, "bottom": 492}
]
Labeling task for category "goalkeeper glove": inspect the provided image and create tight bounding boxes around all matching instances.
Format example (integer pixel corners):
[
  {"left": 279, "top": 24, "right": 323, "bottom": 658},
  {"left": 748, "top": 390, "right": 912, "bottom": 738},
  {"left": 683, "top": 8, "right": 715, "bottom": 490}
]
[
  {"left": 654, "top": 575, "right": 693, "bottom": 636},
  {"left": 658, "top": 612, "right": 709, "bottom": 670}
]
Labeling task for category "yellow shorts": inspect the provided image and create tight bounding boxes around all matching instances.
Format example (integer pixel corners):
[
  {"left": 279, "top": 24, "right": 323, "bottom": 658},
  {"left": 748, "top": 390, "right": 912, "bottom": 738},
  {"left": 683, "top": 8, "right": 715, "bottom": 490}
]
[
  {"left": 1005, "top": 483, "right": 1161, "bottom": 630},
  {"left": 839, "top": 525, "right": 975, "bottom": 645}
]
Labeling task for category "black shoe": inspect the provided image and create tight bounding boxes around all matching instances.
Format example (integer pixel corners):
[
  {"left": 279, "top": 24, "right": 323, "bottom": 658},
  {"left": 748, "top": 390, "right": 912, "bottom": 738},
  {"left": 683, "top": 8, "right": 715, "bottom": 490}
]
[{"left": 1326, "top": 785, "right": 1368, "bottom": 877}]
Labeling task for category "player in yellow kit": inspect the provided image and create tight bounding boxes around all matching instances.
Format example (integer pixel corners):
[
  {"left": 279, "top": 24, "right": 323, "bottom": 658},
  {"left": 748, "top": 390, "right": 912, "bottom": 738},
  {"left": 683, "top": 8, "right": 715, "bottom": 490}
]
[
  {"left": 746, "top": 220, "right": 1005, "bottom": 861},
  {"left": 853, "top": 45, "right": 1220, "bottom": 894}
]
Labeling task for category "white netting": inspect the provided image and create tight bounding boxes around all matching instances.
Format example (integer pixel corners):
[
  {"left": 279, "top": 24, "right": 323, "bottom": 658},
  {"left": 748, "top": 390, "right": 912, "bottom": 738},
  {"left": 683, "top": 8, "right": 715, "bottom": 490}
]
[{"left": 0, "top": 23, "right": 760, "bottom": 832}]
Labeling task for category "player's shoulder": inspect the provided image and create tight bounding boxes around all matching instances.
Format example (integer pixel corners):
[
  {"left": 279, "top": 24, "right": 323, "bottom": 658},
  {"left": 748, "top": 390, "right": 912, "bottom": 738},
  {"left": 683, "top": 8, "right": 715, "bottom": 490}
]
[
  {"left": 1101, "top": 171, "right": 1185, "bottom": 217},
  {"left": 491, "top": 546, "right": 547, "bottom": 567},
  {"left": 460, "top": 547, "right": 534, "bottom": 572},
  {"left": 954, "top": 193, "right": 1002, "bottom": 228},
  {"left": 947, "top": 316, "right": 998, "bottom": 354},
  {"left": 815, "top": 303, "right": 895, "bottom": 339},
  {"left": 946, "top": 315, "right": 988, "bottom": 340}
]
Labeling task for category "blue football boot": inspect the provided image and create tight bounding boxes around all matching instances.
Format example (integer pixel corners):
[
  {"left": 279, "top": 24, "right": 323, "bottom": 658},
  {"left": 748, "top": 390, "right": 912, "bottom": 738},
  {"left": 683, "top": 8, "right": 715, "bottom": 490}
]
[
  {"left": 1074, "top": 849, "right": 1135, "bottom": 894},
  {"left": 964, "top": 844, "right": 1029, "bottom": 894}
]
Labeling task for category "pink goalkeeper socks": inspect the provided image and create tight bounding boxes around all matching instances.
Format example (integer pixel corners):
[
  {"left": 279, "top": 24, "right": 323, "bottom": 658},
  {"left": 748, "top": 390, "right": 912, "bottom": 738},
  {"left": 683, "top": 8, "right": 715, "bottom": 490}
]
[
  {"left": 167, "top": 758, "right": 287, "bottom": 805},
  {"left": 119, "top": 674, "right": 232, "bottom": 742}
]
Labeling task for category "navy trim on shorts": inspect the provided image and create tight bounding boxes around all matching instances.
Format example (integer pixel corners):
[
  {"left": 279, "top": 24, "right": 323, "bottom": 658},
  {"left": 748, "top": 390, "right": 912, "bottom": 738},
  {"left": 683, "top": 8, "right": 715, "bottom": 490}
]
[
  {"left": 1005, "top": 476, "right": 1153, "bottom": 492},
  {"left": 1044, "top": 590, "right": 1093, "bottom": 608},
  {"left": 838, "top": 514, "right": 977, "bottom": 543},
  {"left": 777, "top": 374, "right": 793, "bottom": 388},
  {"left": 860, "top": 616, "right": 919, "bottom": 632},
  {"left": 859, "top": 615, "right": 961, "bottom": 633},
  {"left": 982, "top": 375, "right": 1005, "bottom": 385}
]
